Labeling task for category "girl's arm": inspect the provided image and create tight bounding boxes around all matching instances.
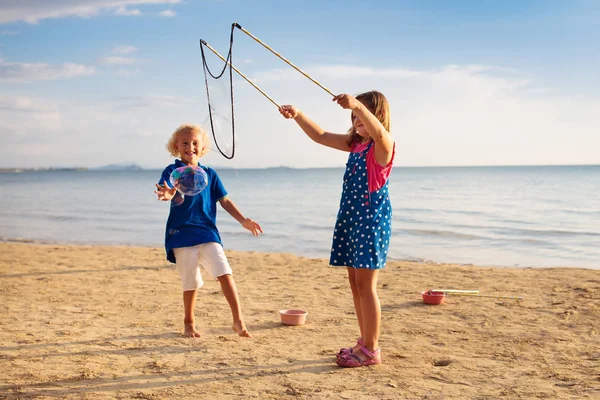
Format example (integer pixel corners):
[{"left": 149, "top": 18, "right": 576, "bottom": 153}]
[
  {"left": 280, "top": 105, "right": 350, "bottom": 152},
  {"left": 334, "top": 94, "right": 394, "bottom": 166},
  {"left": 218, "top": 197, "right": 263, "bottom": 236}
]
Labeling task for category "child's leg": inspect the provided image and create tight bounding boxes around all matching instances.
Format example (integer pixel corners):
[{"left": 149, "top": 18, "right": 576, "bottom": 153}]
[
  {"left": 347, "top": 267, "right": 364, "bottom": 349},
  {"left": 174, "top": 246, "right": 204, "bottom": 338},
  {"left": 198, "top": 242, "right": 251, "bottom": 338},
  {"left": 183, "top": 290, "right": 201, "bottom": 337},
  {"left": 217, "top": 274, "right": 251, "bottom": 337},
  {"left": 353, "top": 268, "right": 381, "bottom": 356}
]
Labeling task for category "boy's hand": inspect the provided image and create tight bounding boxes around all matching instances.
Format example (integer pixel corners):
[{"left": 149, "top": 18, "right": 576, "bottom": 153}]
[
  {"left": 279, "top": 105, "right": 300, "bottom": 119},
  {"left": 242, "top": 218, "right": 263, "bottom": 236},
  {"left": 333, "top": 94, "right": 360, "bottom": 110},
  {"left": 154, "top": 183, "right": 177, "bottom": 201}
]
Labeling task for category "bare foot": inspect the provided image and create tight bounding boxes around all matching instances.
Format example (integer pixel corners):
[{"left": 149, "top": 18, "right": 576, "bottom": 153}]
[
  {"left": 232, "top": 320, "right": 251, "bottom": 337},
  {"left": 183, "top": 321, "right": 201, "bottom": 338}
]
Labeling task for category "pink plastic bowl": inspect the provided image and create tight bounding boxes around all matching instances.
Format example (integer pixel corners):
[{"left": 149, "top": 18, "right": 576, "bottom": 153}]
[
  {"left": 421, "top": 291, "right": 446, "bottom": 305},
  {"left": 279, "top": 309, "right": 308, "bottom": 325}
]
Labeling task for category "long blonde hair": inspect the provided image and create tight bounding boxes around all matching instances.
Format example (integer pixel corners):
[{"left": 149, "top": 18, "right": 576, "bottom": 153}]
[
  {"left": 166, "top": 124, "right": 210, "bottom": 158},
  {"left": 345, "top": 90, "right": 391, "bottom": 147}
]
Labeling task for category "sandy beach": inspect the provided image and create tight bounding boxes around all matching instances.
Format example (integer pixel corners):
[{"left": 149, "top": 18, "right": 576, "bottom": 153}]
[{"left": 0, "top": 242, "right": 598, "bottom": 399}]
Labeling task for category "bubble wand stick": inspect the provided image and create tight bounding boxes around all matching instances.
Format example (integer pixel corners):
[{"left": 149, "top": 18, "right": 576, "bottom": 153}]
[{"left": 233, "top": 23, "right": 335, "bottom": 97}]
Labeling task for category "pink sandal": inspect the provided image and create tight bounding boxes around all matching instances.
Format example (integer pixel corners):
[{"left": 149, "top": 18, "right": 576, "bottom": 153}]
[
  {"left": 336, "top": 345, "right": 381, "bottom": 368},
  {"left": 336, "top": 337, "right": 364, "bottom": 357}
]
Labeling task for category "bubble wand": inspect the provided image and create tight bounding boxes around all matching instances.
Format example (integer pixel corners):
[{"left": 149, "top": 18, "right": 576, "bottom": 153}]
[
  {"left": 233, "top": 22, "right": 335, "bottom": 97},
  {"left": 200, "top": 39, "right": 280, "bottom": 108}
]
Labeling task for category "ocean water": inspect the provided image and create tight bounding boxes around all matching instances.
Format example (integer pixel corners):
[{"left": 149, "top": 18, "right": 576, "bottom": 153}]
[{"left": 0, "top": 166, "right": 598, "bottom": 269}]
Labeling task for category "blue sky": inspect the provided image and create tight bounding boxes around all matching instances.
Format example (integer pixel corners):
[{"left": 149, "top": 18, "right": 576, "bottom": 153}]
[{"left": 0, "top": 0, "right": 598, "bottom": 169}]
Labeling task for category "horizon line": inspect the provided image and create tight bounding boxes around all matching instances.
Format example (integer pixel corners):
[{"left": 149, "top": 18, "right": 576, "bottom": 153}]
[{"left": 1, "top": 163, "right": 599, "bottom": 172}]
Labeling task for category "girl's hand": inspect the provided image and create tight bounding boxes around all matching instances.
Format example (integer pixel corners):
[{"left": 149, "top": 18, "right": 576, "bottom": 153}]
[
  {"left": 154, "top": 183, "right": 177, "bottom": 201},
  {"left": 333, "top": 94, "right": 360, "bottom": 110},
  {"left": 279, "top": 105, "right": 300, "bottom": 119},
  {"left": 242, "top": 218, "right": 263, "bottom": 236}
]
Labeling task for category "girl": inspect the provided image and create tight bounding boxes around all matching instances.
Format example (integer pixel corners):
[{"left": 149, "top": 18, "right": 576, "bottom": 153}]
[
  {"left": 155, "top": 124, "right": 263, "bottom": 338},
  {"left": 280, "top": 91, "right": 394, "bottom": 367}
]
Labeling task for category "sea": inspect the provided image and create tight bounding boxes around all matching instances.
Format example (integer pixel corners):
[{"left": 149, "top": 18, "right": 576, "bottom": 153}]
[{"left": 1, "top": 165, "right": 598, "bottom": 269}]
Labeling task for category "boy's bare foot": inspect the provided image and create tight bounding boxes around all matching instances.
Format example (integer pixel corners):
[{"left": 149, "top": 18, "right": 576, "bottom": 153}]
[
  {"left": 183, "top": 321, "right": 201, "bottom": 338},
  {"left": 232, "top": 320, "right": 251, "bottom": 337}
]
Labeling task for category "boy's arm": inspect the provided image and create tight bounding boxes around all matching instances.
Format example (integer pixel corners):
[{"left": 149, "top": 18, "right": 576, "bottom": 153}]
[
  {"left": 155, "top": 183, "right": 177, "bottom": 201},
  {"left": 156, "top": 167, "right": 177, "bottom": 201},
  {"left": 218, "top": 197, "right": 263, "bottom": 236}
]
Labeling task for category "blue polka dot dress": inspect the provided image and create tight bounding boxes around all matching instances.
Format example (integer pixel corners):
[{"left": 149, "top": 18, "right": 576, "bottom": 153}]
[{"left": 330, "top": 141, "right": 392, "bottom": 270}]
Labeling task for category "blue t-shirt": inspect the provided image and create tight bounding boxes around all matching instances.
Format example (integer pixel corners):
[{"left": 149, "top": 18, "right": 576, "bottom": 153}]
[{"left": 158, "top": 160, "right": 228, "bottom": 263}]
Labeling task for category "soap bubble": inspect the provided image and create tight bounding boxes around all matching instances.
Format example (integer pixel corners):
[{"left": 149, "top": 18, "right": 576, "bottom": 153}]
[{"left": 169, "top": 165, "right": 208, "bottom": 197}]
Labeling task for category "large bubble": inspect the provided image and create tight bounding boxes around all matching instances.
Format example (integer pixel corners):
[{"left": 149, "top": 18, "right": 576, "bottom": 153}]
[{"left": 169, "top": 165, "right": 208, "bottom": 197}]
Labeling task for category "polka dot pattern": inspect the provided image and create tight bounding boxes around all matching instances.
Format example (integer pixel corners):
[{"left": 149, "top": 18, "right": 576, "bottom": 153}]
[{"left": 330, "top": 142, "right": 392, "bottom": 270}]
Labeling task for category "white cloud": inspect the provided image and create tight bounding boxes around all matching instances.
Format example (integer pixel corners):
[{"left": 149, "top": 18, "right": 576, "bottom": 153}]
[
  {"left": 100, "top": 56, "right": 137, "bottom": 66},
  {"left": 115, "top": 6, "right": 141, "bottom": 16},
  {"left": 101, "top": 46, "right": 138, "bottom": 69},
  {"left": 0, "top": 64, "right": 598, "bottom": 169},
  {"left": 208, "top": 63, "right": 600, "bottom": 168},
  {"left": 0, "top": 95, "right": 63, "bottom": 134},
  {"left": 0, "top": 60, "right": 96, "bottom": 82},
  {"left": 0, "top": 92, "right": 198, "bottom": 168},
  {"left": 113, "top": 45, "right": 137, "bottom": 54},
  {"left": 113, "top": 94, "right": 190, "bottom": 109},
  {"left": 0, "top": 0, "right": 181, "bottom": 24},
  {"left": 159, "top": 9, "right": 176, "bottom": 17},
  {"left": 115, "top": 68, "right": 140, "bottom": 76},
  {"left": 0, "top": 31, "right": 18, "bottom": 35}
]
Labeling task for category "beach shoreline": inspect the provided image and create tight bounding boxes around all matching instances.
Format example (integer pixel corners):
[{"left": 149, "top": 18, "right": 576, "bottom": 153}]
[
  {"left": 0, "top": 238, "right": 594, "bottom": 270},
  {"left": 1, "top": 242, "right": 598, "bottom": 399}
]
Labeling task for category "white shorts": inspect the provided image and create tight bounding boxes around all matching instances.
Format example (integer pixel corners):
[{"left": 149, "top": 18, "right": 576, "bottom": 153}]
[{"left": 173, "top": 242, "right": 232, "bottom": 291}]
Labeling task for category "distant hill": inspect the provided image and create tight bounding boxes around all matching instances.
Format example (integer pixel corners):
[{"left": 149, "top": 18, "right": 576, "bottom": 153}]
[{"left": 92, "top": 163, "right": 143, "bottom": 171}]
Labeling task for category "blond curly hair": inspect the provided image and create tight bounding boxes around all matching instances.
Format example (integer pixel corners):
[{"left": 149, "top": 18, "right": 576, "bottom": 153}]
[{"left": 166, "top": 124, "right": 210, "bottom": 158}]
